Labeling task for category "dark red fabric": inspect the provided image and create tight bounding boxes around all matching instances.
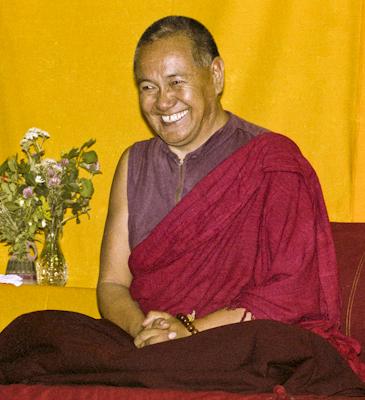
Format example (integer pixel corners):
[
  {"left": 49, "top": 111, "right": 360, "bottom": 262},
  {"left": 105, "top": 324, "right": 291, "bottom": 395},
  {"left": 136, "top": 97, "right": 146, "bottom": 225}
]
[
  {"left": 331, "top": 222, "right": 365, "bottom": 364},
  {"left": 3, "top": 385, "right": 365, "bottom": 400},
  {"left": 0, "top": 384, "right": 285, "bottom": 400},
  {"left": 0, "top": 311, "right": 364, "bottom": 395},
  {"left": 1, "top": 385, "right": 365, "bottom": 400},
  {"left": 128, "top": 132, "right": 365, "bottom": 378}
]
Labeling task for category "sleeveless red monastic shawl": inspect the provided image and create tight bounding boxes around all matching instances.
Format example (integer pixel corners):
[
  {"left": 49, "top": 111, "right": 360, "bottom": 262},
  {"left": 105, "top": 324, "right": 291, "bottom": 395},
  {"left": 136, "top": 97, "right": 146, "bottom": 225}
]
[
  {"left": 129, "top": 132, "right": 339, "bottom": 321},
  {"left": 129, "top": 132, "right": 364, "bottom": 377}
]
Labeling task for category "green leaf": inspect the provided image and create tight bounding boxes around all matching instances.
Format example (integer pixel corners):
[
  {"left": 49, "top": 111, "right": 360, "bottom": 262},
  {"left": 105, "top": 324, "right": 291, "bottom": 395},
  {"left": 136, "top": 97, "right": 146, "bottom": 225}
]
[
  {"left": 18, "top": 160, "right": 29, "bottom": 174},
  {"left": 69, "top": 168, "right": 79, "bottom": 180},
  {"left": 79, "top": 178, "right": 94, "bottom": 198},
  {"left": 28, "top": 224, "right": 37, "bottom": 235},
  {"left": 66, "top": 182, "right": 80, "bottom": 192},
  {"left": 25, "top": 172, "right": 36, "bottom": 186},
  {"left": 0, "top": 159, "right": 9, "bottom": 175},
  {"left": 8, "top": 183, "right": 17, "bottom": 193},
  {"left": 64, "top": 147, "right": 79, "bottom": 159},
  {"left": 4, "top": 202, "right": 19, "bottom": 212},
  {"left": 1, "top": 182, "right": 11, "bottom": 194},
  {"left": 64, "top": 199, "right": 75, "bottom": 207},
  {"left": 81, "top": 150, "right": 97, "bottom": 164},
  {"left": 7, "top": 158, "right": 18, "bottom": 172},
  {"left": 80, "top": 138, "right": 96, "bottom": 150},
  {"left": 34, "top": 185, "right": 48, "bottom": 197},
  {"left": 72, "top": 204, "right": 81, "bottom": 214}
]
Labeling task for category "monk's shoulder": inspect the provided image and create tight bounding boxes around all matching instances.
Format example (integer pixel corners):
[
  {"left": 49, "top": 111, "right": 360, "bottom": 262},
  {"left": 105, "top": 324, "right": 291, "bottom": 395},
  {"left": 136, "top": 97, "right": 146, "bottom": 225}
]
[
  {"left": 253, "top": 132, "right": 315, "bottom": 175},
  {"left": 257, "top": 131, "right": 301, "bottom": 154}
]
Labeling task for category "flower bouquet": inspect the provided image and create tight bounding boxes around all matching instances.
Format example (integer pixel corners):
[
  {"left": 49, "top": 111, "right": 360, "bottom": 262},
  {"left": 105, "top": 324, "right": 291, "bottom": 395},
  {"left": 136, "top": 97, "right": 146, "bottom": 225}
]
[{"left": 0, "top": 128, "right": 100, "bottom": 285}]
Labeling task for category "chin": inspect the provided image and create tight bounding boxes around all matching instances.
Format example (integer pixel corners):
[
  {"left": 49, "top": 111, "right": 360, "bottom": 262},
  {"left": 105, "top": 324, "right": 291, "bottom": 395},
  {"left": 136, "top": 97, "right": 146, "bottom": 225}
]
[{"left": 161, "top": 132, "right": 191, "bottom": 146}]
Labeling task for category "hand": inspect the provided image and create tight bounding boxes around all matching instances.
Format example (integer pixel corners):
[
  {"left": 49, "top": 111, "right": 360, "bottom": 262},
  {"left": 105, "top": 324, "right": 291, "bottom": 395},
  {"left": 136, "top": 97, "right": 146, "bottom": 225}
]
[{"left": 134, "top": 310, "right": 190, "bottom": 348}]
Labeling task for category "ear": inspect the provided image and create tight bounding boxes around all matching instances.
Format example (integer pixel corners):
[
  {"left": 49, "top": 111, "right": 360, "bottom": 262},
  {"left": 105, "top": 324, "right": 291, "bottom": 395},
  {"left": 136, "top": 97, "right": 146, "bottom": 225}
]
[{"left": 210, "top": 57, "right": 225, "bottom": 96}]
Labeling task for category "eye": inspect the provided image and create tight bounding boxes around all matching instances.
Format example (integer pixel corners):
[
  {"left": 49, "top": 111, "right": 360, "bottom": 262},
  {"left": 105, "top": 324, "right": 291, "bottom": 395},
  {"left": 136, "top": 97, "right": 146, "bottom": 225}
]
[
  {"left": 170, "top": 79, "right": 184, "bottom": 87},
  {"left": 139, "top": 82, "right": 157, "bottom": 92}
]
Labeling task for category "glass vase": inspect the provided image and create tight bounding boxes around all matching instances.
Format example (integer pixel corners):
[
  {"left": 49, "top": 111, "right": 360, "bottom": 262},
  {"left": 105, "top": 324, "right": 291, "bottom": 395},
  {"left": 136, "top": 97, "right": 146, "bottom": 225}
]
[
  {"left": 36, "top": 225, "right": 68, "bottom": 286},
  {"left": 5, "top": 242, "right": 38, "bottom": 284}
]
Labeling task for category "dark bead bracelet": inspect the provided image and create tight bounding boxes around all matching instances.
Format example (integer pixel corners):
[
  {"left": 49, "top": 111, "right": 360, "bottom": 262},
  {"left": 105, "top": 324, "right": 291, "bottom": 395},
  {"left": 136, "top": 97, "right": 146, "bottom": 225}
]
[{"left": 176, "top": 313, "right": 199, "bottom": 335}]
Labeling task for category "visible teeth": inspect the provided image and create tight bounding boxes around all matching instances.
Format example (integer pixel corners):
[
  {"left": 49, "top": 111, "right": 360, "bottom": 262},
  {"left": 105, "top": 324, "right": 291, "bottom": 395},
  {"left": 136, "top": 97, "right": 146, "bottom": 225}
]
[{"left": 161, "top": 110, "right": 188, "bottom": 123}]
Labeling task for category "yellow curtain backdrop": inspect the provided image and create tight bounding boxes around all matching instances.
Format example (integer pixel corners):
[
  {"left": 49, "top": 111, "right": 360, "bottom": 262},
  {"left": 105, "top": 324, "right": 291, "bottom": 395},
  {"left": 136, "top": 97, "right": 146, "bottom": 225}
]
[
  {"left": 353, "top": 1, "right": 365, "bottom": 220},
  {"left": 0, "top": 0, "right": 364, "bottom": 288}
]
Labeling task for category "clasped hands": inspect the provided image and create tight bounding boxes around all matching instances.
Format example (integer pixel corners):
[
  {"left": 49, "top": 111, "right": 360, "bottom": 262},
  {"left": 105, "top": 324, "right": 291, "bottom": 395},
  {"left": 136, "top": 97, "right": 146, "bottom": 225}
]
[
  {"left": 134, "top": 311, "right": 191, "bottom": 348},
  {"left": 133, "top": 307, "right": 254, "bottom": 348}
]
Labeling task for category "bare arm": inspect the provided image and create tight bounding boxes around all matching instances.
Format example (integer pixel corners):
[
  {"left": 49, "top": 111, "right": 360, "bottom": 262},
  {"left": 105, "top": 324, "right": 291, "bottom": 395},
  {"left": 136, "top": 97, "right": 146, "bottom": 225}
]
[
  {"left": 194, "top": 308, "right": 252, "bottom": 331},
  {"left": 97, "top": 149, "right": 145, "bottom": 338}
]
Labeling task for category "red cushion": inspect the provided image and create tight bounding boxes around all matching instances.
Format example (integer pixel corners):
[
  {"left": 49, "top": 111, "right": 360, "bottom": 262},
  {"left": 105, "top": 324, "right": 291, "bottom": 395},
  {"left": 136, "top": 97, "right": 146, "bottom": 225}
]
[{"left": 331, "top": 222, "right": 365, "bottom": 362}]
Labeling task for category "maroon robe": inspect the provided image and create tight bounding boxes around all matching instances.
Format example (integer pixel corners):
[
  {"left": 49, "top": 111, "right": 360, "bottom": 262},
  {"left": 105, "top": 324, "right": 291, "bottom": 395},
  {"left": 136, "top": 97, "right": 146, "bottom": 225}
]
[
  {"left": 128, "top": 132, "right": 365, "bottom": 379},
  {"left": 129, "top": 131, "right": 339, "bottom": 321}
]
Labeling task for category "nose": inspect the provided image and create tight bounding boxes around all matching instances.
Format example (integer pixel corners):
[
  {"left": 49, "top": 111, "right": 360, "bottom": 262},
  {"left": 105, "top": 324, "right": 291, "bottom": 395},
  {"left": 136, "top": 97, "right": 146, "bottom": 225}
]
[{"left": 155, "top": 87, "right": 176, "bottom": 111}]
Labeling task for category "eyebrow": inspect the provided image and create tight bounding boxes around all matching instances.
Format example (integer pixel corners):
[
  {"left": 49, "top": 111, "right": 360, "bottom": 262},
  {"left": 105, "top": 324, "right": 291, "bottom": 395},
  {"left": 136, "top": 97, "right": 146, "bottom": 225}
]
[
  {"left": 136, "top": 79, "right": 151, "bottom": 85},
  {"left": 136, "top": 72, "right": 191, "bottom": 85},
  {"left": 167, "top": 74, "right": 185, "bottom": 78},
  {"left": 167, "top": 73, "right": 192, "bottom": 79}
]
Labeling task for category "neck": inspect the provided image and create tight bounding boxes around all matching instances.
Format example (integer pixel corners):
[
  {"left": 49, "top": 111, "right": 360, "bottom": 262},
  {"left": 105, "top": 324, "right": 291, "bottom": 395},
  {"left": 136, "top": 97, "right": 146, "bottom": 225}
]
[{"left": 169, "top": 108, "right": 229, "bottom": 162}]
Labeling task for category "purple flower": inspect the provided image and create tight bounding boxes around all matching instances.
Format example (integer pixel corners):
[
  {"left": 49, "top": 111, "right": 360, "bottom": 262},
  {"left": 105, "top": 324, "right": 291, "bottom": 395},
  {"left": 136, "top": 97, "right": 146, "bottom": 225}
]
[
  {"left": 47, "top": 167, "right": 55, "bottom": 177},
  {"left": 60, "top": 158, "right": 69, "bottom": 167},
  {"left": 22, "top": 186, "right": 34, "bottom": 198},
  {"left": 48, "top": 176, "right": 61, "bottom": 187}
]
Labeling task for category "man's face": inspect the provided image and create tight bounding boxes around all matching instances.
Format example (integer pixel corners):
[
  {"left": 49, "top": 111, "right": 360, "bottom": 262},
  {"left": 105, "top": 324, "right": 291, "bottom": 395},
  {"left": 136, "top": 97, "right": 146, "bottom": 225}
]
[{"left": 135, "top": 34, "right": 223, "bottom": 155}]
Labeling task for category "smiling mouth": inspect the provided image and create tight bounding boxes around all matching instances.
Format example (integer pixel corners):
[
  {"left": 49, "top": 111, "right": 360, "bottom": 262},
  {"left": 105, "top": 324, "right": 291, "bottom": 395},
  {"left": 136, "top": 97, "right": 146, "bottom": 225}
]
[{"left": 161, "top": 110, "right": 188, "bottom": 124}]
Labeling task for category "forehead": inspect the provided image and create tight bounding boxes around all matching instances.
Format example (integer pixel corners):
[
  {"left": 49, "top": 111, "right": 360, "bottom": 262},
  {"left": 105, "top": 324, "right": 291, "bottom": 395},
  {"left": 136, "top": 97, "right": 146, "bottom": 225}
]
[{"left": 135, "top": 35, "right": 198, "bottom": 79}]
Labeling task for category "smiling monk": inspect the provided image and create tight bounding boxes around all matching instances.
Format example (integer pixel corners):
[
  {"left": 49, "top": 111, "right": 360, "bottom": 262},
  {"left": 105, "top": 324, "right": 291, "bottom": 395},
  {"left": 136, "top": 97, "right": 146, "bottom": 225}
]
[
  {"left": 0, "top": 16, "right": 364, "bottom": 395},
  {"left": 97, "top": 17, "right": 262, "bottom": 345}
]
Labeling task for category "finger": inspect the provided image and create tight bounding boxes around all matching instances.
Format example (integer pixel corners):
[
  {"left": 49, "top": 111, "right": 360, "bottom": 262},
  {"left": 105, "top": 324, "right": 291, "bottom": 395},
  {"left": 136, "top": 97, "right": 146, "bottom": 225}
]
[
  {"left": 134, "top": 328, "right": 177, "bottom": 348},
  {"left": 134, "top": 331, "right": 150, "bottom": 348},
  {"left": 151, "top": 318, "right": 170, "bottom": 329},
  {"left": 144, "top": 332, "right": 173, "bottom": 346},
  {"left": 134, "top": 327, "right": 167, "bottom": 348},
  {"left": 143, "top": 317, "right": 170, "bottom": 330},
  {"left": 134, "top": 335, "right": 143, "bottom": 348},
  {"left": 135, "top": 333, "right": 154, "bottom": 348},
  {"left": 142, "top": 311, "right": 171, "bottom": 327}
]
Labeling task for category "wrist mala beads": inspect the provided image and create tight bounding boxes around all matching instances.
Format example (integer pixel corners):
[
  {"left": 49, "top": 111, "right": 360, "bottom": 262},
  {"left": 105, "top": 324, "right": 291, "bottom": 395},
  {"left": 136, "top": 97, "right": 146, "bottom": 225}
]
[{"left": 176, "top": 313, "right": 199, "bottom": 335}]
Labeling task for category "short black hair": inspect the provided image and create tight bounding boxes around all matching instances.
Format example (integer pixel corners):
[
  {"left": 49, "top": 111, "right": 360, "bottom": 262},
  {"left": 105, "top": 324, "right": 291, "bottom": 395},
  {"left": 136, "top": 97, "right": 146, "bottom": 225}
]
[{"left": 134, "top": 16, "right": 220, "bottom": 73}]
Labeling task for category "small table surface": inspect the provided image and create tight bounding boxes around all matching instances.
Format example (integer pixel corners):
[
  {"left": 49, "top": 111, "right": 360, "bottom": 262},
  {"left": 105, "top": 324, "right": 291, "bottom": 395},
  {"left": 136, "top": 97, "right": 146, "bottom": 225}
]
[{"left": 0, "top": 284, "right": 99, "bottom": 331}]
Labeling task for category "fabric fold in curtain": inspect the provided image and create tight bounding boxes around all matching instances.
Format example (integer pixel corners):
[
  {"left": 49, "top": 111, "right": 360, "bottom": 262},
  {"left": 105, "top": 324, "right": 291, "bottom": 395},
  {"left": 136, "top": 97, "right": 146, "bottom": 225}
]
[{"left": 352, "top": 2, "right": 365, "bottom": 221}]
